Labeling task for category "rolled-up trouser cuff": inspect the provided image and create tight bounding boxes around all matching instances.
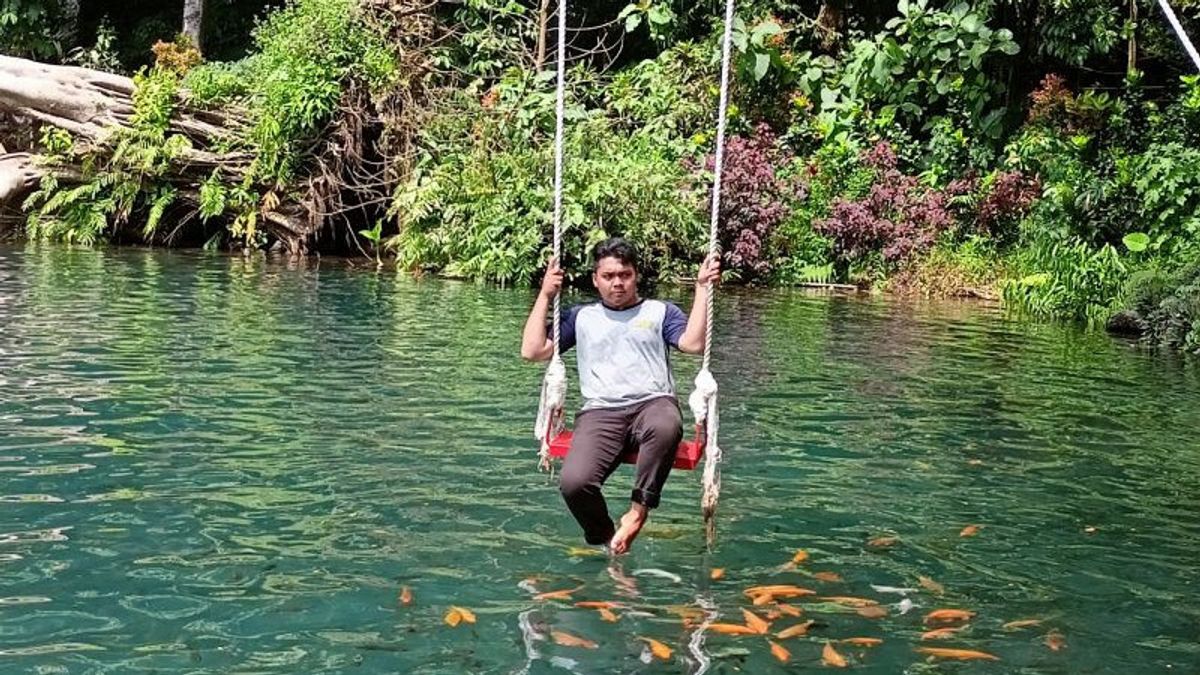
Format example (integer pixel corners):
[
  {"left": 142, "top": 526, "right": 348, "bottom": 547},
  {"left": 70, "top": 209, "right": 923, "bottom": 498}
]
[{"left": 631, "top": 488, "right": 660, "bottom": 509}]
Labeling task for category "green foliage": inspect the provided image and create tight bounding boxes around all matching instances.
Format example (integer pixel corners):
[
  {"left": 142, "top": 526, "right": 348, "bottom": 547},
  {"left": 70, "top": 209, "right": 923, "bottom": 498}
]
[
  {"left": 185, "top": 0, "right": 398, "bottom": 186},
  {"left": 1003, "top": 237, "right": 1127, "bottom": 323},
  {"left": 0, "top": 0, "right": 62, "bottom": 59},
  {"left": 24, "top": 68, "right": 191, "bottom": 244},
  {"left": 391, "top": 67, "right": 705, "bottom": 285},
  {"left": 1117, "top": 262, "right": 1200, "bottom": 353},
  {"left": 65, "top": 19, "right": 123, "bottom": 73},
  {"left": 794, "top": 0, "right": 1018, "bottom": 143}
]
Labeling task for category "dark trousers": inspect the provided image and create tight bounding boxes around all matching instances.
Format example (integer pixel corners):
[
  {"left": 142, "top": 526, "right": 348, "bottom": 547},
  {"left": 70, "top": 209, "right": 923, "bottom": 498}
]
[{"left": 559, "top": 396, "right": 683, "bottom": 545}]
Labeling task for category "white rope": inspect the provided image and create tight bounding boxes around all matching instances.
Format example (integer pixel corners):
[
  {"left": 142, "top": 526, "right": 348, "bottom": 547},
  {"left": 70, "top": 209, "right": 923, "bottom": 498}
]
[
  {"left": 694, "top": 0, "right": 736, "bottom": 547},
  {"left": 1156, "top": 0, "right": 1200, "bottom": 72},
  {"left": 533, "top": 0, "right": 570, "bottom": 471}
]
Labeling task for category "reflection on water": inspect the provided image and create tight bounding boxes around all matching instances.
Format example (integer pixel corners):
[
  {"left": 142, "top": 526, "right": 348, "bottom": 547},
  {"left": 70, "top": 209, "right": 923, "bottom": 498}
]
[{"left": 1, "top": 243, "right": 1199, "bottom": 673}]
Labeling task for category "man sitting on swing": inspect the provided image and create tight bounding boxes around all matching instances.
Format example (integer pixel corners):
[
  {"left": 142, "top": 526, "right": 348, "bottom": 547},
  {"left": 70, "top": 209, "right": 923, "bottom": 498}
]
[{"left": 521, "top": 237, "right": 720, "bottom": 554}]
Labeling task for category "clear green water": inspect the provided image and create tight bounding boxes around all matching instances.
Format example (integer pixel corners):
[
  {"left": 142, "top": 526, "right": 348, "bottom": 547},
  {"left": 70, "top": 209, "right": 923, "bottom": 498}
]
[{"left": 1, "top": 244, "right": 1199, "bottom": 674}]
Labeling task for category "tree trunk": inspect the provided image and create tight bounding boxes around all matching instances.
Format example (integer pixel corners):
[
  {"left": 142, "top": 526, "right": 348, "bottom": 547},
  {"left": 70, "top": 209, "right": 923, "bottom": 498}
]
[
  {"left": 57, "top": 0, "right": 81, "bottom": 51},
  {"left": 535, "top": 0, "right": 550, "bottom": 71},
  {"left": 0, "top": 55, "right": 315, "bottom": 248},
  {"left": 815, "top": 0, "right": 845, "bottom": 52},
  {"left": 183, "top": 0, "right": 206, "bottom": 52},
  {"left": 1128, "top": 0, "right": 1138, "bottom": 77}
]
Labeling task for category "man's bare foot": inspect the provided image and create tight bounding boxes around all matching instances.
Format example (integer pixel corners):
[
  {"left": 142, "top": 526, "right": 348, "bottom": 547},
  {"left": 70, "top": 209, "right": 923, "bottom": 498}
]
[{"left": 609, "top": 504, "right": 648, "bottom": 555}]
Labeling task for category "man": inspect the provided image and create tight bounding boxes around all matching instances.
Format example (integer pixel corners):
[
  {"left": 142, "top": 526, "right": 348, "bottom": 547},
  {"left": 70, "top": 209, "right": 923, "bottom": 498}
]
[{"left": 520, "top": 237, "right": 720, "bottom": 554}]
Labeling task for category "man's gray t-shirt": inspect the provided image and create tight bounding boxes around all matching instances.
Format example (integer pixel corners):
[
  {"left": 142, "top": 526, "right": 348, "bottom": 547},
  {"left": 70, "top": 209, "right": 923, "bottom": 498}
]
[{"left": 558, "top": 299, "right": 687, "bottom": 410}]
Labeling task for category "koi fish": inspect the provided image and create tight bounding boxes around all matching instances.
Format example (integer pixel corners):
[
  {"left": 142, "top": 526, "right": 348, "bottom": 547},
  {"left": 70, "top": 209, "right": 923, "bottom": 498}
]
[
  {"left": 915, "top": 647, "right": 999, "bottom": 661},
  {"left": 821, "top": 596, "right": 879, "bottom": 607},
  {"left": 870, "top": 585, "right": 916, "bottom": 595},
  {"left": 574, "top": 601, "right": 620, "bottom": 609},
  {"left": 918, "top": 576, "right": 945, "bottom": 595},
  {"left": 769, "top": 640, "right": 791, "bottom": 663},
  {"left": 812, "top": 572, "right": 842, "bottom": 582},
  {"left": 924, "top": 609, "right": 975, "bottom": 625},
  {"left": 1044, "top": 630, "right": 1066, "bottom": 651},
  {"left": 792, "top": 550, "right": 810, "bottom": 564},
  {"left": 857, "top": 605, "right": 888, "bottom": 619},
  {"left": 775, "top": 620, "right": 816, "bottom": 639},
  {"left": 399, "top": 586, "right": 412, "bottom": 605},
  {"left": 959, "top": 525, "right": 981, "bottom": 537},
  {"left": 598, "top": 608, "right": 619, "bottom": 623},
  {"left": 742, "top": 608, "right": 770, "bottom": 634},
  {"left": 710, "top": 568, "right": 725, "bottom": 580},
  {"left": 921, "top": 626, "right": 966, "bottom": 640},
  {"left": 633, "top": 568, "right": 682, "bottom": 583},
  {"left": 1002, "top": 619, "right": 1041, "bottom": 630},
  {"left": 822, "top": 641, "right": 849, "bottom": 667},
  {"left": 867, "top": 536, "right": 898, "bottom": 548},
  {"left": 534, "top": 585, "right": 584, "bottom": 601},
  {"left": 551, "top": 630, "right": 598, "bottom": 649},
  {"left": 639, "top": 637, "right": 672, "bottom": 660},
  {"left": 707, "top": 623, "right": 759, "bottom": 635},
  {"left": 842, "top": 637, "right": 883, "bottom": 647},
  {"left": 777, "top": 604, "right": 803, "bottom": 617}
]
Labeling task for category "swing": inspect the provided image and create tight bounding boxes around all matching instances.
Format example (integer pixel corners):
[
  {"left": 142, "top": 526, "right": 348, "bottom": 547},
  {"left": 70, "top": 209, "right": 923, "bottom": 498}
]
[
  {"left": 534, "top": 0, "right": 736, "bottom": 542},
  {"left": 546, "top": 425, "right": 707, "bottom": 470}
]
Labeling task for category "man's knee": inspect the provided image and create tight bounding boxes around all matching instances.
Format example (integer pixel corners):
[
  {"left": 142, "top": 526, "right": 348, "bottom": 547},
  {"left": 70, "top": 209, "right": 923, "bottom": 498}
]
[
  {"left": 559, "top": 466, "right": 595, "bottom": 502},
  {"left": 640, "top": 403, "right": 683, "bottom": 446}
]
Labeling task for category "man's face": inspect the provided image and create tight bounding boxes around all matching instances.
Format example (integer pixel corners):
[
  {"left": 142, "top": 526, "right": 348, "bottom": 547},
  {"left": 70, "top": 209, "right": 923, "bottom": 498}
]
[{"left": 592, "top": 256, "right": 638, "bottom": 308}]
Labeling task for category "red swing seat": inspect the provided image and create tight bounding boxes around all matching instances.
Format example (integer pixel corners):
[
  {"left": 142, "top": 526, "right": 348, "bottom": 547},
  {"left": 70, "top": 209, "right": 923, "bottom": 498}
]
[{"left": 547, "top": 423, "right": 706, "bottom": 470}]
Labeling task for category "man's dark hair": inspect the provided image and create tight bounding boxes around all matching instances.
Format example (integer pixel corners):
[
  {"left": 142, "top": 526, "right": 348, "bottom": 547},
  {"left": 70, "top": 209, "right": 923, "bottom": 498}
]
[{"left": 591, "top": 237, "right": 640, "bottom": 271}]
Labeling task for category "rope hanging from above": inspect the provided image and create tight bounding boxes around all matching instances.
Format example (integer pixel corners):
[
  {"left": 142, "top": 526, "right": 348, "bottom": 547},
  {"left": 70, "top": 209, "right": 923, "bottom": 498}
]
[
  {"left": 691, "top": 0, "right": 736, "bottom": 548},
  {"left": 533, "top": 0, "right": 570, "bottom": 472},
  {"left": 534, "top": 0, "right": 737, "bottom": 547},
  {"left": 1156, "top": 0, "right": 1200, "bottom": 72}
]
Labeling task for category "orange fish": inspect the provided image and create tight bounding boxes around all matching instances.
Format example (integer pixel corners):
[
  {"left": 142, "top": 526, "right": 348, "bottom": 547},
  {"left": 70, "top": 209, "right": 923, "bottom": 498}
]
[
  {"left": 666, "top": 605, "right": 706, "bottom": 623},
  {"left": 777, "top": 603, "right": 803, "bottom": 617},
  {"left": 960, "top": 525, "right": 981, "bottom": 537},
  {"left": 744, "top": 585, "right": 816, "bottom": 597},
  {"left": 918, "top": 576, "right": 945, "bottom": 595},
  {"left": 921, "top": 626, "right": 966, "bottom": 640},
  {"left": 842, "top": 637, "right": 883, "bottom": 647},
  {"left": 444, "top": 608, "right": 463, "bottom": 627},
  {"left": 867, "top": 536, "right": 898, "bottom": 549},
  {"left": 822, "top": 641, "right": 849, "bottom": 667},
  {"left": 1045, "top": 630, "right": 1066, "bottom": 651},
  {"left": 710, "top": 568, "right": 725, "bottom": 580},
  {"left": 764, "top": 608, "right": 782, "bottom": 620},
  {"left": 1002, "top": 619, "right": 1041, "bottom": 630},
  {"left": 792, "top": 550, "right": 810, "bottom": 564},
  {"left": 574, "top": 601, "right": 620, "bottom": 609},
  {"left": 535, "top": 585, "right": 583, "bottom": 601},
  {"left": 742, "top": 608, "right": 770, "bottom": 634},
  {"left": 812, "top": 571, "right": 842, "bottom": 583},
  {"left": 915, "top": 647, "right": 999, "bottom": 661},
  {"left": 769, "top": 640, "right": 791, "bottom": 663},
  {"left": 856, "top": 605, "right": 888, "bottom": 619},
  {"left": 924, "top": 609, "right": 975, "bottom": 625},
  {"left": 639, "top": 637, "right": 672, "bottom": 660},
  {"left": 399, "top": 586, "right": 412, "bottom": 605},
  {"left": 775, "top": 620, "right": 815, "bottom": 639},
  {"left": 598, "top": 608, "right": 619, "bottom": 623},
  {"left": 822, "top": 596, "right": 879, "bottom": 607},
  {"left": 707, "top": 623, "right": 759, "bottom": 635},
  {"left": 751, "top": 593, "right": 775, "bottom": 606},
  {"left": 551, "top": 630, "right": 598, "bottom": 649},
  {"left": 451, "top": 606, "right": 476, "bottom": 623}
]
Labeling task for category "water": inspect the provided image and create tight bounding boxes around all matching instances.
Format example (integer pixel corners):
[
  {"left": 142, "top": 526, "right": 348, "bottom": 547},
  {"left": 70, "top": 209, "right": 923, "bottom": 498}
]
[{"left": 1, "top": 243, "right": 1198, "bottom": 674}]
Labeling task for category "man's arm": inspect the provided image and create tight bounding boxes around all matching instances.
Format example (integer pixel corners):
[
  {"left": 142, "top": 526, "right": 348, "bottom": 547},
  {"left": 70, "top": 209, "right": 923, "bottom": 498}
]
[
  {"left": 520, "top": 258, "right": 563, "bottom": 361},
  {"left": 677, "top": 254, "right": 721, "bottom": 355}
]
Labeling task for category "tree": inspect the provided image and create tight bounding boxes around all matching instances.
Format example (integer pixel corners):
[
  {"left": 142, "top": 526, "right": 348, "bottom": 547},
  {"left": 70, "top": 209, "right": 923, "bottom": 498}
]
[{"left": 183, "top": 0, "right": 205, "bottom": 52}]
